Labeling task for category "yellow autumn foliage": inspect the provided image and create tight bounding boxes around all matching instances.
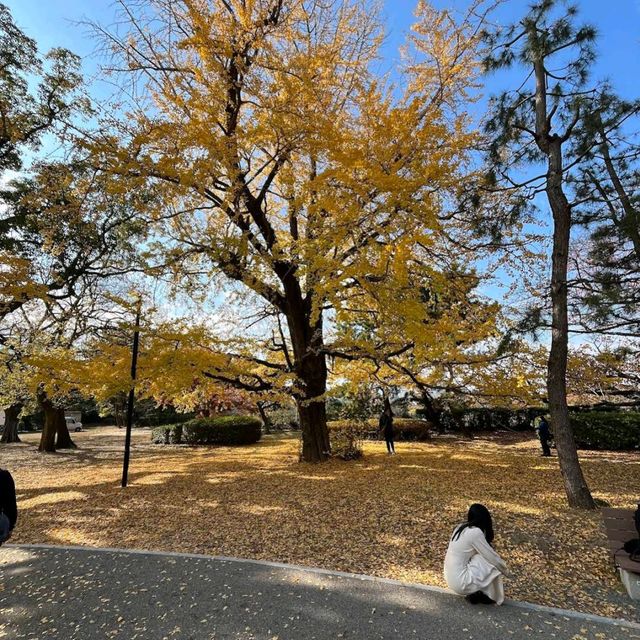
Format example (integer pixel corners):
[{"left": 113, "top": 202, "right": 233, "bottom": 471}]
[{"left": 68, "top": 0, "right": 505, "bottom": 459}]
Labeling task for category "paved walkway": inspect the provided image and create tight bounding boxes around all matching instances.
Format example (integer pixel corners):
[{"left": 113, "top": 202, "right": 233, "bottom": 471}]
[{"left": 1, "top": 545, "right": 638, "bottom": 640}]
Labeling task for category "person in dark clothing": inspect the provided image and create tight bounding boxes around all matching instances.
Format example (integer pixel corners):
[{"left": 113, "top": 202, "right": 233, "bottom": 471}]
[
  {"left": 623, "top": 502, "right": 640, "bottom": 561},
  {"left": 379, "top": 398, "right": 395, "bottom": 454},
  {"left": 0, "top": 467, "right": 17, "bottom": 545},
  {"left": 536, "top": 416, "right": 552, "bottom": 457}
]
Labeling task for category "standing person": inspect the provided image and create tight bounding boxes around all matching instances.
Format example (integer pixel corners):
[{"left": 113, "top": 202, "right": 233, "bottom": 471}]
[
  {"left": 0, "top": 467, "right": 17, "bottom": 545},
  {"left": 444, "top": 504, "right": 510, "bottom": 605},
  {"left": 379, "top": 398, "right": 395, "bottom": 455},
  {"left": 536, "top": 415, "right": 552, "bottom": 457}
]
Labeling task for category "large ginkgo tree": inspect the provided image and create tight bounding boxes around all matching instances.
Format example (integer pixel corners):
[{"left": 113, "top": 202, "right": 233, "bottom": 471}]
[{"left": 86, "top": 0, "right": 488, "bottom": 461}]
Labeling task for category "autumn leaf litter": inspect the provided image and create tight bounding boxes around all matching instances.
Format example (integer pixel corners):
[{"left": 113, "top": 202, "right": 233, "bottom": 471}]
[{"left": 3, "top": 427, "right": 639, "bottom": 623}]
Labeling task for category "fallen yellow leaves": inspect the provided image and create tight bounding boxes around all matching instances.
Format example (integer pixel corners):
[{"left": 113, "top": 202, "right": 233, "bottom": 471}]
[{"left": 4, "top": 427, "right": 639, "bottom": 622}]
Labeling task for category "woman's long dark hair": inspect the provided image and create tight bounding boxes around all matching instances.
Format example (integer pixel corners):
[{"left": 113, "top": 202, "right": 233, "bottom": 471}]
[{"left": 451, "top": 503, "right": 495, "bottom": 544}]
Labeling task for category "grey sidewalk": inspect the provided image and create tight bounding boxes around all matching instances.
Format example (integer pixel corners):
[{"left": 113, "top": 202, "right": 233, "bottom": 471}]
[{"left": 1, "top": 545, "right": 638, "bottom": 640}]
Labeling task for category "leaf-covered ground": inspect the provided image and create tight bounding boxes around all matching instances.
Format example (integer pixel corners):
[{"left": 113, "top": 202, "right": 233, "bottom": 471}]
[{"left": 3, "top": 427, "right": 639, "bottom": 622}]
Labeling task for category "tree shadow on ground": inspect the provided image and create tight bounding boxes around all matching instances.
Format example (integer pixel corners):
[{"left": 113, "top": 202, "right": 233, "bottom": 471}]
[{"left": 3, "top": 428, "right": 639, "bottom": 622}]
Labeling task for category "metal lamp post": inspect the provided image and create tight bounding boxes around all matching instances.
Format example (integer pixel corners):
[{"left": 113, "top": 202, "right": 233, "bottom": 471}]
[{"left": 121, "top": 301, "right": 141, "bottom": 488}]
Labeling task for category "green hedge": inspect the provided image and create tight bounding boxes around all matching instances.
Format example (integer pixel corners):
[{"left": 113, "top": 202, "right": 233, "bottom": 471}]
[
  {"left": 438, "top": 408, "right": 544, "bottom": 432},
  {"left": 152, "top": 415, "right": 262, "bottom": 446},
  {"left": 393, "top": 418, "right": 433, "bottom": 441},
  {"left": 570, "top": 412, "right": 640, "bottom": 451},
  {"left": 328, "top": 418, "right": 432, "bottom": 442},
  {"left": 151, "top": 423, "right": 183, "bottom": 444}
]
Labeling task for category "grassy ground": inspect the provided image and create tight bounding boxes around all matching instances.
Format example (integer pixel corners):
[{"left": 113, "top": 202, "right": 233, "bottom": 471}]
[{"left": 2, "top": 427, "right": 639, "bottom": 621}]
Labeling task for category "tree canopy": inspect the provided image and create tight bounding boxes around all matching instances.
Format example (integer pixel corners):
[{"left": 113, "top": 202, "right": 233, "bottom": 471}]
[
  {"left": 79, "top": 0, "right": 494, "bottom": 461},
  {"left": 1, "top": 0, "right": 637, "bottom": 511}
]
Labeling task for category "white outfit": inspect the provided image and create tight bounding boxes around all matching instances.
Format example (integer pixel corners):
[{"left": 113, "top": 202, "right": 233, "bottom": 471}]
[{"left": 443, "top": 525, "right": 508, "bottom": 605}]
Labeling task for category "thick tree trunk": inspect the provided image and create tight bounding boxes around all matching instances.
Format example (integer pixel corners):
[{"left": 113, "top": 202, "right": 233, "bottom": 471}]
[
  {"left": 38, "top": 394, "right": 58, "bottom": 453},
  {"left": 418, "top": 392, "right": 440, "bottom": 434},
  {"left": 284, "top": 281, "right": 331, "bottom": 462},
  {"left": 296, "top": 352, "right": 331, "bottom": 462},
  {"left": 55, "top": 408, "right": 77, "bottom": 449},
  {"left": 256, "top": 401, "right": 272, "bottom": 434},
  {"left": 546, "top": 139, "right": 595, "bottom": 509},
  {"left": 1, "top": 403, "right": 22, "bottom": 443}
]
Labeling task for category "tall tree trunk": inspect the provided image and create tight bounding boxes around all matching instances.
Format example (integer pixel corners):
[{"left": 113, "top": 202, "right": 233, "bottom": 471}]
[
  {"left": 55, "top": 408, "right": 77, "bottom": 449},
  {"left": 1, "top": 403, "right": 22, "bottom": 443},
  {"left": 530, "top": 49, "right": 595, "bottom": 510},
  {"left": 295, "top": 351, "right": 330, "bottom": 462},
  {"left": 546, "top": 138, "right": 595, "bottom": 509},
  {"left": 38, "top": 392, "right": 58, "bottom": 453},
  {"left": 285, "top": 286, "right": 331, "bottom": 462}
]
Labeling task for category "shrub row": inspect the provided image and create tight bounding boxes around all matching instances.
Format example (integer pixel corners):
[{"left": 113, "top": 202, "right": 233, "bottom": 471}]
[
  {"left": 149, "top": 410, "right": 638, "bottom": 451},
  {"left": 411, "top": 407, "right": 639, "bottom": 451},
  {"left": 390, "top": 418, "right": 433, "bottom": 441},
  {"left": 328, "top": 418, "right": 433, "bottom": 442},
  {"left": 152, "top": 415, "right": 262, "bottom": 446},
  {"left": 152, "top": 423, "right": 184, "bottom": 444},
  {"left": 569, "top": 411, "right": 640, "bottom": 451},
  {"left": 435, "top": 408, "right": 545, "bottom": 432}
]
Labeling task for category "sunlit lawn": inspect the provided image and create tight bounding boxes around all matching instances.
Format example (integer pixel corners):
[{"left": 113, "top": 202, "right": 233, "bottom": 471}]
[{"left": 3, "top": 427, "right": 639, "bottom": 621}]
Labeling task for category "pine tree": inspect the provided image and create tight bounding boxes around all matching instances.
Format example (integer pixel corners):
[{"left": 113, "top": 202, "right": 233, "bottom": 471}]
[{"left": 482, "top": 0, "right": 598, "bottom": 508}]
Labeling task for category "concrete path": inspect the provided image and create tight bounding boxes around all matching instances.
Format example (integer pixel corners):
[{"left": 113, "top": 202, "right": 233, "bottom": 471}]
[{"left": 1, "top": 545, "right": 638, "bottom": 640}]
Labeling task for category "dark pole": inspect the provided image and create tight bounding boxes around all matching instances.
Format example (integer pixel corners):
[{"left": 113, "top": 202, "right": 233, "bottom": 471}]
[{"left": 121, "top": 301, "right": 141, "bottom": 488}]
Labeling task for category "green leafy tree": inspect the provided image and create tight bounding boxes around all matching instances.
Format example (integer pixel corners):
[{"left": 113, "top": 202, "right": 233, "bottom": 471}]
[
  {"left": 0, "top": 1, "right": 90, "bottom": 320},
  {"left": 570, "top": 92, "right": 640, "bottom": 344},
  {"left": 482, "top": 0, "right": 598, "bottom": 508},
  {"left": 0, "top": 3, "right": 83, "bottom": 175}
]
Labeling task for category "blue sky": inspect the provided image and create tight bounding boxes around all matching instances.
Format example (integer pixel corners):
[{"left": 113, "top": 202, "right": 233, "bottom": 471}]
[
  {"left": 383, "top": 1, "right": 640, "bottom": 97},
  {"left": 8, "top": 0, "right": 640, "bottom": 101},
  {"left": 7, "top": 0, "right": 640, "bottom": 317}
]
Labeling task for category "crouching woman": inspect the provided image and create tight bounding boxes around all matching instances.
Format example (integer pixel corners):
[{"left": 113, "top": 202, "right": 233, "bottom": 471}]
[{"left": 444, "top": 504, "right": 510, "bottom": 605}]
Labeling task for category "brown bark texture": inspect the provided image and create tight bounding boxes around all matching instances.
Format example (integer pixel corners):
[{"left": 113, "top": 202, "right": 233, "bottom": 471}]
[
  {"left": 256, "top": 402, "right": 271, "bottom": 434},
  {"left": 285, "top": 286, "right": 331, "bottom": 462},
  {"left": 55, "top": 408, "right": 77, "bottom": 449},
  {"left": 545, "top": 141, "right": 595, "bottom": 509},
  {"left": 532, "top": 50, "right": 595, "bottom": 508},
  {"left": 38, "top": 397, "right": 58, "bottom": 453},
  {"left": 0, "top": 403, "right": 22, "bottom": 443}
]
